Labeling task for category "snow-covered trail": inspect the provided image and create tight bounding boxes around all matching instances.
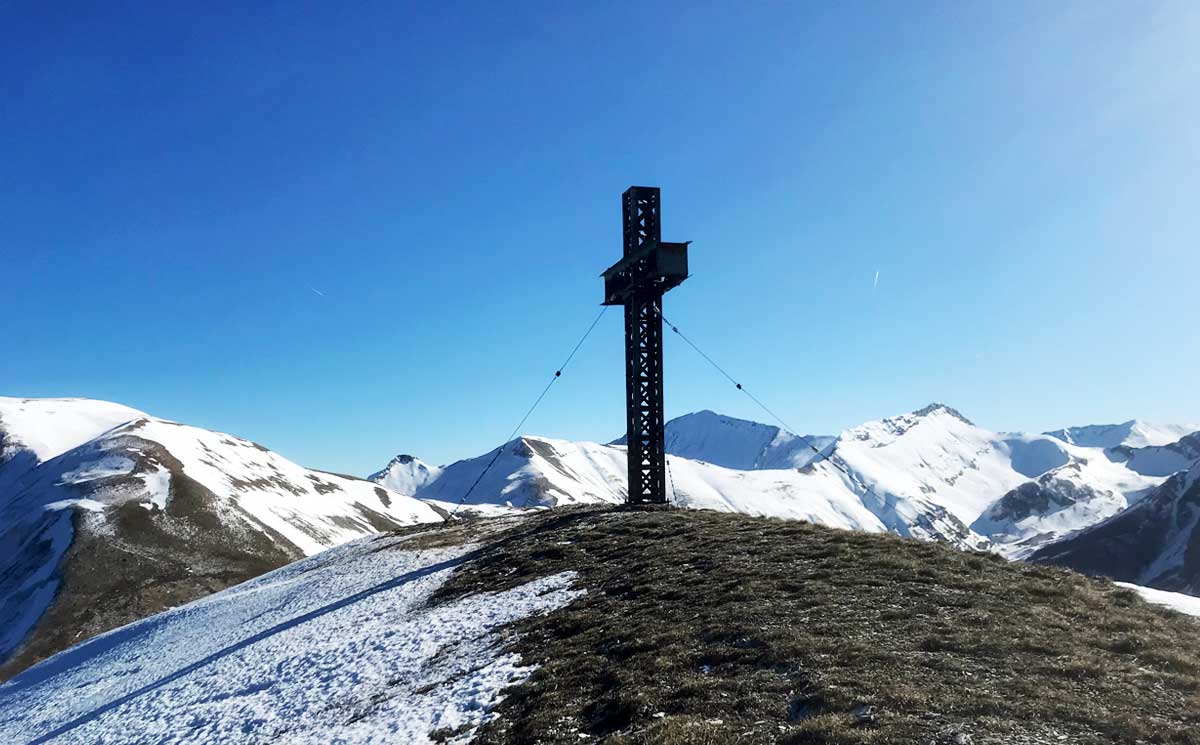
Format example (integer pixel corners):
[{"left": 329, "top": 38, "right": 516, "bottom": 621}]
[{"left": 0, "top": 529, "right": 583, "bottom": 744}]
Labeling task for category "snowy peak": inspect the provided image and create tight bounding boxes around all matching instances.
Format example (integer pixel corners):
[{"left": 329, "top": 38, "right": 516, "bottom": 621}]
[
  {"left": 912, "top": 402, "right": 974, "bottom": 425},
  {"left": 369, "top": 453, "right": 442, "bottom": 496},
  {"left": 415, "top": 435, "right": 627, "bottom": 512},
  {"left": 614, "top": 409, "right": 833, "bottom": 470},
  {"left": 840, "top": 402, "right": 976, "bottom": 448},
  {"left": 1044, "top": 420, "right": 1200, "bottom": 450}
]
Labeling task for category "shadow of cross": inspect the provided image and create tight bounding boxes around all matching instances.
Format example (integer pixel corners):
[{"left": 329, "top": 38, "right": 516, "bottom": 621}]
[{"left": 28, "top": 552, "right": 473, "bottom": 744}]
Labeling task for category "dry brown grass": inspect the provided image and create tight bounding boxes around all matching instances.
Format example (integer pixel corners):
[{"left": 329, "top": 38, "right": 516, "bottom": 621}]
[{"left": 433, "top": 507, "right": 1200, "bottom": 745}]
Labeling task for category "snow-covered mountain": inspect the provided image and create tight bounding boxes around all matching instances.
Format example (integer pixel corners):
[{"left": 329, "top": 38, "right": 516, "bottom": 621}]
[
  {"left": 611, "top": 409, "right": 834, "bottom": 470},
  {"left": 0, "top": 397, "right": 442, "bottom": 679},
  {"left": 407, "top": 433, "right": 906, "bottom": 537},
  {"left": 967, "top": 437, "right": 1177, "bottom": 556},
  {"left": 1043, "top": 420, "right": 1200, "bottom": 450},
  {"left": 381, "top": 404, "right": 1197, "bottom": 560},
  {"left": 1032, "top": 455, "right": 1200, "bottom": 594},
  {"left": 369, "top": 454, "right": 443, "bottom": 496}
]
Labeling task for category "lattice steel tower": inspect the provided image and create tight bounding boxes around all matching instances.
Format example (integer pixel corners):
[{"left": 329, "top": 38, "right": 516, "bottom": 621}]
[{"left": 602, "top": 187, "right": 690, "bottom": 504}]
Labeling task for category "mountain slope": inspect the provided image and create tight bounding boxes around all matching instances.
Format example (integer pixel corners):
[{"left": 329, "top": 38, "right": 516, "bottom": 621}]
[
  {"left": 1105, "top": 432, "right": 1200, "bottom": 477},
  {"left": 1032, "top": 460, "right": 1200, "bottom": 594},
  {"left": 971, "top": 462, "right": 1128, "bottom": 556},
  {"left": 4, "top": 509, "right": 1198, "bottom": 744},
  {"left": 0, "top": 397, "right": 442, "bottom": 679},
  {"left": 0, "top": 517, "right": 581, "bottom": 745},
  {"left": 613, "top": 410, "right": 834, "bottom": 470},
  {"left": 0, "top": 398, "right": 144, "bottom": 493}
]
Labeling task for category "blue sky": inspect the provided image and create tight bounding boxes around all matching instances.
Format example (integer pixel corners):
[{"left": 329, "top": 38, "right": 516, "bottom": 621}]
[{"left": 3, "top": 1, "right": 1198, "bottom": 476}]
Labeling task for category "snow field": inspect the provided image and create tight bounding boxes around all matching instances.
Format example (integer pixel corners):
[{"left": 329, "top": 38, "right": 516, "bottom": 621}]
[
  {"left": 1117, "top": 583, "right": 1200, "bottom": 618},
  {"left": 0, "top": 531, "right": 584, "bottom": 744}
]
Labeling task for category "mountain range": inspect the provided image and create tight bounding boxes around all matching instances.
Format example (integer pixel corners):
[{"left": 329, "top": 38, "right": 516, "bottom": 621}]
[
  {"left": 3, "top": 394, "right": 1198, "bottom": 681},
  {"left": 384, "top": 404, "right": 1195, "bottom": 556}
]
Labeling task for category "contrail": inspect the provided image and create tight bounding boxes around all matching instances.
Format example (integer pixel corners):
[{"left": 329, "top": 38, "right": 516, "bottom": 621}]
[
  {"left": 309, "top": 286, "right": 326, "bottom": 297},
  {"left": 873, "top": 271, "right": 879, "bottom": 291}
]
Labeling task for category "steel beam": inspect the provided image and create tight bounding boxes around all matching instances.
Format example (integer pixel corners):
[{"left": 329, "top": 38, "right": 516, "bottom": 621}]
[
  {"left": 604, "top": 186, "right": 686, "bottom": 505},
  {"left": 624, "top": 290, "right": 667, "bottom": 503}
]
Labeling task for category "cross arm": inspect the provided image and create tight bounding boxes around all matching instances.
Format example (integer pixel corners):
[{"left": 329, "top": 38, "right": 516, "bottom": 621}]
[{"left": 602, "top": 241, "right": 691, "bottom": 305}]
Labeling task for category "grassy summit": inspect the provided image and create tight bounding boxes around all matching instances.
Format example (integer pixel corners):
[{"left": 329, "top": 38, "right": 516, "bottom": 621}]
[{"left": 434, "top": 507, "right": 1200, "bottom": 745}]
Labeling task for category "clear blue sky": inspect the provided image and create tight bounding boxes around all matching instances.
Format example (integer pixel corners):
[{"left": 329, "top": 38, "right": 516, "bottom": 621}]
[{"left": 4, "top": 1, "right": 1198, "bottom": 476}]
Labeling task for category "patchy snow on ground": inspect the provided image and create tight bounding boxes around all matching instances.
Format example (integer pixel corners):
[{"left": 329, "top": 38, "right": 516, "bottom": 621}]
[
  {"left": 1117, "top": 582, "right": 1200, "bottom": 618},
  {"left": 0, "top": 531, "right": 583, "bottom": 745}
]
